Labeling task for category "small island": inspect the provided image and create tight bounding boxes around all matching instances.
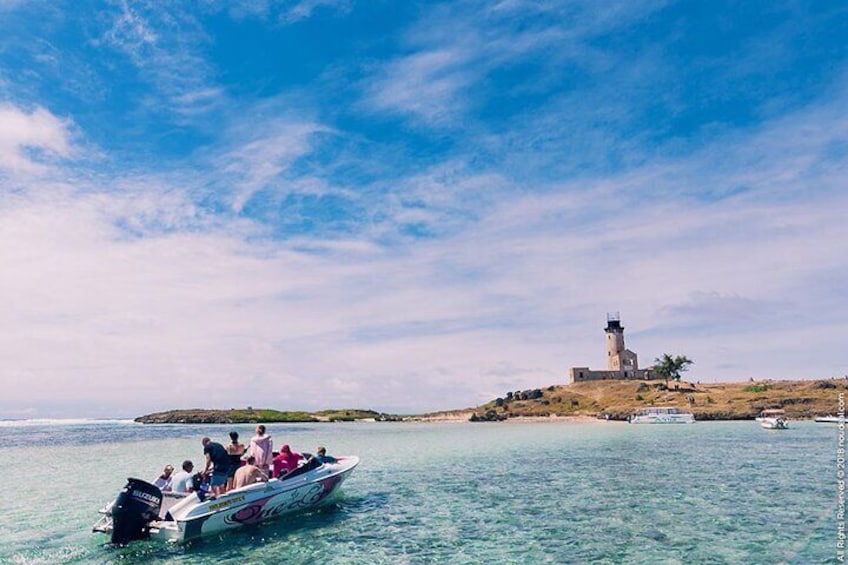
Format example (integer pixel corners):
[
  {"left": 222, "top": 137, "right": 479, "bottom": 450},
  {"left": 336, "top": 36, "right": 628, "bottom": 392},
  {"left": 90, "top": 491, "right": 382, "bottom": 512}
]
[
  {"left": 464, "top": 378, "right": 845, "bottom": 421},
  {"left": 134, "top": 408, "right": 401, "bottom": 424}
]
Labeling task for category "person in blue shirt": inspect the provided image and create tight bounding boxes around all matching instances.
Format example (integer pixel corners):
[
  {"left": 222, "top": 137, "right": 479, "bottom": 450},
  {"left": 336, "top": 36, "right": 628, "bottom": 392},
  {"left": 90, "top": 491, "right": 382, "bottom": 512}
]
[{"left": 315, "top": 446, "right": 337, "bottom": 464}]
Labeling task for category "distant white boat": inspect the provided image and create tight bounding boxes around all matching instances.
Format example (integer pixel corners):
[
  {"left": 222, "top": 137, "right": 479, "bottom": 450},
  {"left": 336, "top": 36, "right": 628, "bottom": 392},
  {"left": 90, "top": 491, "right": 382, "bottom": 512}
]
[
  {"left": 628, "top": 407, "right": 695, "bottom": 424},
  {"left": 815, "top": 415, "right": 841, "bottom": 424},
  {"left": 756, "top": 409, "right": 789, "bottom": 430}
]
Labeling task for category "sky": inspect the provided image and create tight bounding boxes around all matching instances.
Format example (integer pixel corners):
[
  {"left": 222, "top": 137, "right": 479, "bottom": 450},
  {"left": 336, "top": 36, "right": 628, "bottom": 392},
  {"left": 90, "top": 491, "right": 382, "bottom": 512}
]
[{"left": 1, "top": 0, "right": 847, "bottom": 418}]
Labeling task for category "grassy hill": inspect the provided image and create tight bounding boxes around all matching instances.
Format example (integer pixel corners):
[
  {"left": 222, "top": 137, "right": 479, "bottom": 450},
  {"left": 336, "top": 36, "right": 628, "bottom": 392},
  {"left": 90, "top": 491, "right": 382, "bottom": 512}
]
[{"left": 468, "top": 378, "right": 846, "bottom": 421}]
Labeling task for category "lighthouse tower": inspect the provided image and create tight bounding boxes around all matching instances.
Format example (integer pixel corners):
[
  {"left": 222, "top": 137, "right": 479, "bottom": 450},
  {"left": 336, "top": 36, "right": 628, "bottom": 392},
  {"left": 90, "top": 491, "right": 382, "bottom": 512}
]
[
  {"left": 604, "top": 312, "right": 638, "bottom": 373},
  {"left": 605, "top": 312, "right": 625, "bottom": 370}
]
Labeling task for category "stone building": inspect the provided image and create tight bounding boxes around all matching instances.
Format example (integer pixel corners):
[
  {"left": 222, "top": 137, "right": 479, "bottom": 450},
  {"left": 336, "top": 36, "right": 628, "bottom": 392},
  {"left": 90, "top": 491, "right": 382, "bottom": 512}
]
[{"left": 568, "top": 313, "right": 657, "bottom": 383}]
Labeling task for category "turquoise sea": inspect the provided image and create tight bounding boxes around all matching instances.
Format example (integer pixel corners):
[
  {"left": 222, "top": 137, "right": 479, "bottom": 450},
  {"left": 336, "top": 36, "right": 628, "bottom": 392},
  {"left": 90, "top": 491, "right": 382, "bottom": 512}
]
[{"left": 0, "top": 419, "right": 836, "bottom": 564}]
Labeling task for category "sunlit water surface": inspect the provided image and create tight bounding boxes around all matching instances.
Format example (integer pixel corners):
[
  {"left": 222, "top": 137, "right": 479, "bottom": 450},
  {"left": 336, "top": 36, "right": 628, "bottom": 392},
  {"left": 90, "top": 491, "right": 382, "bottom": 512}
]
[{"left": 0, "top": 419, "right": 836, "bottom": 564}]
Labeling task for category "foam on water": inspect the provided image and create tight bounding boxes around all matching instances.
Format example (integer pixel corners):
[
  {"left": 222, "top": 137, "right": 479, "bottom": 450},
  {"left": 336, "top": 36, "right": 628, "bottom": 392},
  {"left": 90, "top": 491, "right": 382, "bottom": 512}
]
[{"left": 0, "top": 420, "right": 835, "bottom": 564}]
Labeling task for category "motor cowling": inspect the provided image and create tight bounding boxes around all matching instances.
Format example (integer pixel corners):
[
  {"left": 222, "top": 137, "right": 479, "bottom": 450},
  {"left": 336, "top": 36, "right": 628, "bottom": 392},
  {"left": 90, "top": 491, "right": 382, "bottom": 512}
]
[{"left": 110, "top": 478, "right": 162, "bottom": 545}]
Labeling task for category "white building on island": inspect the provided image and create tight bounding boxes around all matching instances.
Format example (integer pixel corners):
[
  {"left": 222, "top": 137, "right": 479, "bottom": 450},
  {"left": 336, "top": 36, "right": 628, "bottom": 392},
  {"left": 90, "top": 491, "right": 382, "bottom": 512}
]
[{"left": 568, "top": 313, "right": 658, "bottom": 383}]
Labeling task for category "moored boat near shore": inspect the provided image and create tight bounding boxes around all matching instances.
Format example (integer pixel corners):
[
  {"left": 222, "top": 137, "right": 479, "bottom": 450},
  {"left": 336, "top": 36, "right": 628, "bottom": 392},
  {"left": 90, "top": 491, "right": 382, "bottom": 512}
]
[
  {"left": 628, "top": 407, "right": 695, "bottom": 424},
  {"left": 756, "top": 409, "right": 789, "bottom": 430}
]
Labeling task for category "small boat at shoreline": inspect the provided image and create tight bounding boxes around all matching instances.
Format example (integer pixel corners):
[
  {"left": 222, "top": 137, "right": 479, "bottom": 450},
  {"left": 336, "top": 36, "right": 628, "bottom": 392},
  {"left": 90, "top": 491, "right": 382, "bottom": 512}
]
[
  {"left": 628, "top": 407, "right": 695, "bottom": 424},
  {"left": 815, "top": 415, "right": 841, "bottom": 423},
  {"left": 756, "top": 409, "right": 789, "bottom": 430},
  {"left": 93, "top": 455, "right": 359, "bottom": 544}
]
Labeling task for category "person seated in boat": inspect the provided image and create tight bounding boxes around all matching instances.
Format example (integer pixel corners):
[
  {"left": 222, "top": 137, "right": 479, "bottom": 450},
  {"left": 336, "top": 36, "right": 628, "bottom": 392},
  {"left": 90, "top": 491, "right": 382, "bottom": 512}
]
[
  {"left": 170, "top": 460, "right": 195, "bottom": 493},
  {"left": 225, "top": 431, "right": 246, "bottom": 493},
  {"left": 272, "top": 444, "right": 303, "bottom": 478},
  {"left": 201, "top": 437, "right": 230, "bottom": 496},
  {"left": 233, "top": 455, "right": 268, "bottom": 489},
  {"left": 248, "top": 425, "right": 274, "bottom": 475},
  {"left": 153, "top": 464, "right": 174, "bottom": 491},
  {"left": 315, "top": 446, "right": 337, "bottom": 464}
]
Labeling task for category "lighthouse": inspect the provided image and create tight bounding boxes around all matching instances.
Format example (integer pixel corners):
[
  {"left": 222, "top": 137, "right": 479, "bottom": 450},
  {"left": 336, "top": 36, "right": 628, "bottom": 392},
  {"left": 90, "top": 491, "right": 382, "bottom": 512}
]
[
  {"left": 568, "top": 313, "right": 650, "bottom": 383},
  {"left": 605, "top": 312, "right": 638, "bottom": 374}
]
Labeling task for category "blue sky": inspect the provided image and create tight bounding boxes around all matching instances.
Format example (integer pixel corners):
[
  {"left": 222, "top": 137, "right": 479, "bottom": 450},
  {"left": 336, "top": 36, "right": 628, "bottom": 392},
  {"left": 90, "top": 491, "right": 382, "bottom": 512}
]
[{"left": 1, "top": 0, "right": 847, "bottom": 418}]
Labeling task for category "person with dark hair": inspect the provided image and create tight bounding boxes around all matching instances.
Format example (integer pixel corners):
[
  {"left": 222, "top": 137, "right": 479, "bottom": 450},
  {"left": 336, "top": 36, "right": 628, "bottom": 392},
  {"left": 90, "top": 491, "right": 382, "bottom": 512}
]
[
  {"left": 201, "top": 437, "right": 230, "bottom": 495},
  {"left": 225, "top": 431, "right": 246, "bottom": 492},
  {"left": 233, "top": 455, "right": 268, "bottom": 489},
  {"left": 170, "top": 460, "right": 195, "bottom": 493}
]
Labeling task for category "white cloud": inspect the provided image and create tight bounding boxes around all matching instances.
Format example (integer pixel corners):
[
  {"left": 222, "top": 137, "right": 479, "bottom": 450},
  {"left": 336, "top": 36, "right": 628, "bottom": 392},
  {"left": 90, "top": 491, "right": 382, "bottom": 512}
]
[
  {"left": 0, "top": 104, "right": 73, "bottom": 174},
  {"left": 216, "top": 119, "right": 330, "bottom": 211},
  {"left": 366, "top": 49, "right": 474, "bottom": 125}
]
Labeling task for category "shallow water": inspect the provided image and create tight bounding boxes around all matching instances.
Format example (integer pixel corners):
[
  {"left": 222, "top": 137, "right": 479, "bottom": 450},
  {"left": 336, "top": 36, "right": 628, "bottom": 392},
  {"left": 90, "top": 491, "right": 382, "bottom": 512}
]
[{"left": 0, "top": 420, "right": 836, "bottom": 564}]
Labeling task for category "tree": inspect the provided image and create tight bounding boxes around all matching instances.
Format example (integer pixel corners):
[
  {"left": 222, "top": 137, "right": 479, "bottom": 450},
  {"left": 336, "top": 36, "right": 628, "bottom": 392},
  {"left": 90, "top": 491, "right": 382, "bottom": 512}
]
[{"left": 653, "top": 354, "right": 694, "bottom": 386}]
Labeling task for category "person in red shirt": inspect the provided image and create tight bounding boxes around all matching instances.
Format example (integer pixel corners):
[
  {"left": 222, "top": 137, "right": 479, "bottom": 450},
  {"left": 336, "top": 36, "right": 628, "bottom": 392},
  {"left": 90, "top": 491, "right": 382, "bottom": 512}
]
[{"left": 272, "top": 444, "right": 303, "bottom": 478}]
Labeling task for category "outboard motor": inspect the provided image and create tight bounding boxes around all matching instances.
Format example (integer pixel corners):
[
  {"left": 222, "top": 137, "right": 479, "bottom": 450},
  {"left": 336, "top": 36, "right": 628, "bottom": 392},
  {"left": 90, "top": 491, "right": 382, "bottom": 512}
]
[{"left": 110, "top": 478, "right": 162, "bottom": 545}]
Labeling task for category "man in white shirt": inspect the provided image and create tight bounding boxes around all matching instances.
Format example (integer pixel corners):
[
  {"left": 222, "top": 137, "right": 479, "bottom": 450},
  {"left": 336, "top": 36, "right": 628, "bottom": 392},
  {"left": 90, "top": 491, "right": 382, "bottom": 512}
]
[{"left": 169, "top": 460, "right": 195, "bottom": 493}]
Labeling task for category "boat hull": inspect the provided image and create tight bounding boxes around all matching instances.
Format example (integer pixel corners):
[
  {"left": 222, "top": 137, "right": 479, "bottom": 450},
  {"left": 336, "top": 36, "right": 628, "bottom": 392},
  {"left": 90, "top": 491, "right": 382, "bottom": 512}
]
[
  {"left": 629, "top": 415, "right": 695, "bottom": 424},
  {"left": 757, "top": 418, "right": 789, "bottom": 430}
]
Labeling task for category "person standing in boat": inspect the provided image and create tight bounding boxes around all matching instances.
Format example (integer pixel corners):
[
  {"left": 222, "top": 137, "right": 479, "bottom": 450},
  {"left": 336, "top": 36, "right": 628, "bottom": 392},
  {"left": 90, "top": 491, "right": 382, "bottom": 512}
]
[
  {"left": 225, "top": 431, "right": 246, "bottom": 493},
  {"left": 201, "top": 437, "right": 230, "bottom": 495},
  {"left": 248, "top": 425, "right": 273, "bottom": 475}
]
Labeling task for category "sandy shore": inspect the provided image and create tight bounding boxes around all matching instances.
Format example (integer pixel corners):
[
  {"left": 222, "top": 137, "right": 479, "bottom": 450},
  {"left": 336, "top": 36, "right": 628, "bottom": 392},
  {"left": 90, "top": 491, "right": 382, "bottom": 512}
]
[{"left": 406, "top": 413, "right": 608, "bottom": 424}]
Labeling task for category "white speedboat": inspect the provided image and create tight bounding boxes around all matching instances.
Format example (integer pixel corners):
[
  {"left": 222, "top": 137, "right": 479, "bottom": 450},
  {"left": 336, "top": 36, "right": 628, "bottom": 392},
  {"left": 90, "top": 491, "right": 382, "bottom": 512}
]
[
  {"left": 816, "top": 415, "right": 841, "bottom": 424},
  {"left": 756, "top": 409, "right": 789, "bottom": 430},
  {"left": 93, "top": 455, "right": 359, "bottom": 544},
  {"left": 628, "top": 407, "right": 695, "bottom": 424}
]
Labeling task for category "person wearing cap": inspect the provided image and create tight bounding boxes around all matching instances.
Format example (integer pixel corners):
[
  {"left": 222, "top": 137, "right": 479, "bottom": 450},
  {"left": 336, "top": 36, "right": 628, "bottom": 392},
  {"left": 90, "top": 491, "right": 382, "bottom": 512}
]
[{"left": 153, "top": 464, "right": 174, "bottom": 491}]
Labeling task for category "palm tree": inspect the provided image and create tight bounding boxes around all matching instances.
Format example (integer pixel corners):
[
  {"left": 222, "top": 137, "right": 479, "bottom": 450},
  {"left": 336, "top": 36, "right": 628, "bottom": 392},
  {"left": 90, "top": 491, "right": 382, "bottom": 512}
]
[{"left": 653, "top": 354, "right": 694, "bottom": 387}]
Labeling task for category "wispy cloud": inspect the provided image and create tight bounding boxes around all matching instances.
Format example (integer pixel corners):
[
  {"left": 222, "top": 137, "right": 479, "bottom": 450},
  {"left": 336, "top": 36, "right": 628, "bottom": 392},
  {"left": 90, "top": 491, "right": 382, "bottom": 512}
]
[
  {"left": 223, "top": 0, "right": 351, "bottom": 24},
  {"left": 95, "top": 0, "right": 224, "bottom": 119},
  {"left": 361, "top": 0, "right": 669, "bottom": 127},
  {"left": 366, "top": 49, "right": 475, "bottom": 126},
  {"left": 213, "top": 118, "right": 331, "bottom": 212},
  {"left": 0, "top": 104, "right": 74, "bottom": 174}
]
